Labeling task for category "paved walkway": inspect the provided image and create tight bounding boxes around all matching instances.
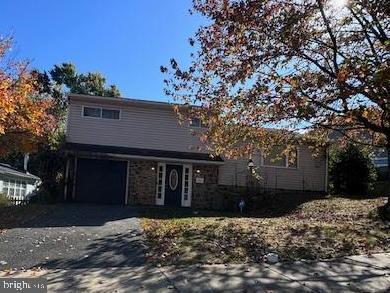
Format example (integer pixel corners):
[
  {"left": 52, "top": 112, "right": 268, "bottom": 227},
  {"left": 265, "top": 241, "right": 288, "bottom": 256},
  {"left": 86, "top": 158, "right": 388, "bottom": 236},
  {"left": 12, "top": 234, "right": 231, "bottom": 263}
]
[{"left": 1, "top": 253, "right": 389, "bottom": 292}]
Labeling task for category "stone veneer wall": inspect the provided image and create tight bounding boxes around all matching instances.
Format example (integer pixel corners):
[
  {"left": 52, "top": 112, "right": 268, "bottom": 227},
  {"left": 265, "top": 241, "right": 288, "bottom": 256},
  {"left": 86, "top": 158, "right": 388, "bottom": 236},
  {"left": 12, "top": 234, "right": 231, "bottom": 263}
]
[
  {"left": 190, "top": 165, "right": 325, "bottom": 211},
  {"left": 127, "top": 161, "right": 244, "bottom": 209},
  {"left": 127, "top": 160, "right": 157, "bottom": 205},
  {"left": 191, "top": 164, "right": 220, "bottom": 209},
  {"left": 125, "top": 160, "right": 324, "bottom": 210},
  {"left": 127, "top": 161, "right": 223, "bottom": 208}
]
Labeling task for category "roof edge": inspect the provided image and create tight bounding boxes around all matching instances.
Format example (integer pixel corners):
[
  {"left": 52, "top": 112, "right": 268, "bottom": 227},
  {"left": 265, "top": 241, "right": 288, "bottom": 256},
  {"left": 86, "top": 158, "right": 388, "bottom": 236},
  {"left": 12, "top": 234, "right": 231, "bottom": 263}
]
[
  {"left": 68, "top": 93, "right": 191, "bottom": 110},
  {"left": 0, "top": 163, "right": 40, "bottom": 180},
  {"left": 65, "top": 142, "right": 224, "bottom": 163}
]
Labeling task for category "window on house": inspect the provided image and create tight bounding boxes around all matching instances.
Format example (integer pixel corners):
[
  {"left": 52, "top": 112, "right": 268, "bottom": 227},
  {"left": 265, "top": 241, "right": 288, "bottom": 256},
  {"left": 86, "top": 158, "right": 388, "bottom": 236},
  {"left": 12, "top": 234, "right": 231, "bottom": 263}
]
[
  {"left": 183, "top": 166, "right": 190, "bottom": 201},
  {"left": 2, "top": 179, "right": 28, "bottom": 198},
  {"left": 83, "top": 107, "right": 120, "bottom": 119},
  {"left": 102, "top": 109, "right": 120, "bottom": 119},
  {"left": 287, "top": 149, "right": 298, "bottom": 168},
  {"left": 83, "top": 107, "right": 101, "bottom": 118},
  {"left": 262, "top": 147, "right": 298, "bottom": 168},
  {"left": 190, "top": 118, "right": 206, "bottom": 128},
  {"left": 156, "top": 165, "right": 164, "bottom": 199},
  {"left": 169, "top": 170, "right": 179, "bottom": 191}
]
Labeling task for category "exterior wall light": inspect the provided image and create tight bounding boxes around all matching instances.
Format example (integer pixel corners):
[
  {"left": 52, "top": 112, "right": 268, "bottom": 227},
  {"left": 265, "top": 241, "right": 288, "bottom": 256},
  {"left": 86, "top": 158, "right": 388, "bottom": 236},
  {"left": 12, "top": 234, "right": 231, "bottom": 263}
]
[
  {"left": 196, "top": 169, "right": 201, "bottom": 174},
  {"left": 151, "top": 167, "right": 155, "bottom": 171}
]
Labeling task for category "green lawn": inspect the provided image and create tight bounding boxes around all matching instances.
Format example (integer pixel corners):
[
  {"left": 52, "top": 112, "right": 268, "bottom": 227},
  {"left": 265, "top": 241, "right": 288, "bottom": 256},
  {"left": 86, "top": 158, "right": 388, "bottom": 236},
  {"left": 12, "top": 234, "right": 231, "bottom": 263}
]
[{"left": 140, "top": 197, "right": 390, "bottom": 265}]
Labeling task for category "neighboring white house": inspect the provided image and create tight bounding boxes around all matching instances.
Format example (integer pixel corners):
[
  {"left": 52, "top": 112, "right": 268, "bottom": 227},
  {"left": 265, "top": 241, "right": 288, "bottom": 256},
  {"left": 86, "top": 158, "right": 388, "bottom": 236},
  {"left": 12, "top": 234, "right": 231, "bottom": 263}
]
[{"left": 0, "top": 163, "right": 40, "bottom": 204}]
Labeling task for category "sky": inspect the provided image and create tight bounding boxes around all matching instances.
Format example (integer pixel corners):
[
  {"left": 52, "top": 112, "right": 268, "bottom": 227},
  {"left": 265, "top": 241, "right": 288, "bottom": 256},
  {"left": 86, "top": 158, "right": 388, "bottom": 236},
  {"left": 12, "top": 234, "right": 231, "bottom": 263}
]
[{"left": 1, "top": 0, "right": 203, "bottom": 102}]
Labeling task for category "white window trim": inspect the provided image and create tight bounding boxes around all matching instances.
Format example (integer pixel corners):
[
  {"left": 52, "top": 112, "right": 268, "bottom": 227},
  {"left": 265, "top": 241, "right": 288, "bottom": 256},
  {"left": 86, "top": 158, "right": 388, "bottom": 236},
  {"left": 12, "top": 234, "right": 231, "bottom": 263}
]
[
  {"left": 81, "top": 106, "right": 121, "bottom": 120},
  {"left": 155, "top": 163, "right": 193, "bottom": 207},
  {"left": 2, "top": 178, "right": 28, "bottom": 199},
  {"left": 181, "top": 164, "right": 193, "bottom": 207},
  {"left": 260, "top": 148, "right": 299, "bottom": 169},
  {"left": 155, "top": 163, "right": 166, "bottom": 206}
]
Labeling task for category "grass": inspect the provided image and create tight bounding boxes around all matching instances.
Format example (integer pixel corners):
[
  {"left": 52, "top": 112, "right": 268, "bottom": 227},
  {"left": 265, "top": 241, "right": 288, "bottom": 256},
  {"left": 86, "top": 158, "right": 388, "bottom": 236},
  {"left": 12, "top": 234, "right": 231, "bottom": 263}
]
[
  {"left": 140, "top": 197, "right": 390, "bottom": 265},
  {"left": 0, "top": 194, "right": 11, "bottom": 207},
  {"left": 0, "top": 204, "right": 55, "bottom": 232}
]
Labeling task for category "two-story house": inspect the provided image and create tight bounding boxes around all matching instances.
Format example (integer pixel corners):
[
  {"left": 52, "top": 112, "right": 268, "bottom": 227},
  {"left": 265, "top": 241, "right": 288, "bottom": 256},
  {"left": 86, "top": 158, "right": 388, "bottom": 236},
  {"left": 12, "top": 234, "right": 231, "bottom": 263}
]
[{"left": 64, "top": 94, "right": 327, "bottom": 208}]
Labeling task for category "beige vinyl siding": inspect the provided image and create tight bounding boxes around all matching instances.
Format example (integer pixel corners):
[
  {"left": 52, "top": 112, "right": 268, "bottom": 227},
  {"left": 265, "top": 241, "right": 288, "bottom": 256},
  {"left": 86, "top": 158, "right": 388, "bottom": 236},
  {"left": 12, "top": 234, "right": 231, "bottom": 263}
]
[
  {"left": 67, "top": 101, "right": 206, "bottom": 153},
  {"left": 218, "top": 158, "right": 249, "bottom": 187},
  {"left": 218, "top": 147, "right": 326, "bottom": 191},
  {"left": 67, "top": 96, "right": 327, "bottom": 192}
]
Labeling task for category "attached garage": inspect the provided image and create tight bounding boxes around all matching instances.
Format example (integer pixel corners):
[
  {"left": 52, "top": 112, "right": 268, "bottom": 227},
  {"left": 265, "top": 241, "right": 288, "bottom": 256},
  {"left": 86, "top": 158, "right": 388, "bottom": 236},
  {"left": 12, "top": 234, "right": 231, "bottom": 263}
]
[{"left": 74, "top": 158, "right": 127, "bottom": 204}]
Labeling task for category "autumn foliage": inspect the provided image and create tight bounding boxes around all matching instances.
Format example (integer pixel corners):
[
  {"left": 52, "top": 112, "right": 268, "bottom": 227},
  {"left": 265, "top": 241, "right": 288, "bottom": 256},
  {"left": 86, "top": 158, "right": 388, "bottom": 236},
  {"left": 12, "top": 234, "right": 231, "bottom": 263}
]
[
  {"left": 162, "top": 0, "right": 389, "bottom": 160},
  {"left": 0, "top": 38, "right": 57, "bottom": 157}
]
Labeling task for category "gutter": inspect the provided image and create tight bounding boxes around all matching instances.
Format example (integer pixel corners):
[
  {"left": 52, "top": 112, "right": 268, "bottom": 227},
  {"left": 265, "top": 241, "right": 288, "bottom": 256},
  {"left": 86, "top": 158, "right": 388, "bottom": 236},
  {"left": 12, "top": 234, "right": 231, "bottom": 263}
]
[{"left": 66, "top": 150, "right": 226, "bottom": 165}]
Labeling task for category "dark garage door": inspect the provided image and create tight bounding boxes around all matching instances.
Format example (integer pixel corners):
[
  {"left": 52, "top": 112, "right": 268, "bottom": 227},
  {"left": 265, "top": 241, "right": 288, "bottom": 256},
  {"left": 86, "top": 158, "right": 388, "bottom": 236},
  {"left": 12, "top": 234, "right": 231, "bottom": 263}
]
[{"left": 75, "top": 158, "right": 127, "bottom": 204}]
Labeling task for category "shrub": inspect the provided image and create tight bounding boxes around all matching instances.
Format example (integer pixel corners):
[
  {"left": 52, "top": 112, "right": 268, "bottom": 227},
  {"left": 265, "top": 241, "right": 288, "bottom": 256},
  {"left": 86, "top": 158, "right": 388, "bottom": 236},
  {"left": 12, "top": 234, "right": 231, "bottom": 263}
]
[
  {"left": 0, "top": 193, "right": 10, "bottom": 207},
  {"left": 371, "top": 181, "right": 390, "bottom": 197},
  {"left": 29, "top": 187, "right": 60, "bottom": 204},
  {"left": 329, "top": 144, "right": 377, "bottom": 195},
  {"left": 1, "top": 128, "right": 66, "bottom": 203},
  {"left": 28, "top": 148, "right": 65, "bottom": 202},
  {"left": 1, "top": 147, "right": 65, "bottom": 203}
]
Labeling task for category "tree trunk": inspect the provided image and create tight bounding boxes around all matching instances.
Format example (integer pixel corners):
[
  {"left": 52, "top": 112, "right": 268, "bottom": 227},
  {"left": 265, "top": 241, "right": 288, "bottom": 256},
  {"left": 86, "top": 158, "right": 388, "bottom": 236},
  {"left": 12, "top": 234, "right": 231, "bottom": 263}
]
[{"left": 386, "top": 145, "right": 390, "bottom": 208}]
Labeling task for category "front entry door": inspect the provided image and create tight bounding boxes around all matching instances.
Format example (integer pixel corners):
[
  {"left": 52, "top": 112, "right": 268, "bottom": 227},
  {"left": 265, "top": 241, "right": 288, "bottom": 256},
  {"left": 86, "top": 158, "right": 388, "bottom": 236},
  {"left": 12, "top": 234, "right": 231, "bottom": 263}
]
[{"left": 165, "top": 164, "right": 183, "bottom": 207}]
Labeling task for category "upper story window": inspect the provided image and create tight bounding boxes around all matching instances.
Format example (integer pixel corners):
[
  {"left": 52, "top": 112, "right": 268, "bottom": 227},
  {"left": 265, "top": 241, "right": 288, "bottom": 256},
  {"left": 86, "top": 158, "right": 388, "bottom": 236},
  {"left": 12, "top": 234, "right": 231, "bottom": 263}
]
[
  {"left": 83, "top": 107, "right": 101, "bottom": 118},
  {"left": 190, "top": 117, "right": 206, "bottom": 128},
  {"left": 261, "top": 147, "right": 298, "bottom": 169},
  {"left": 83, "top": 106, "right": 120, "bottom": 120},
  {"left": 102, "top": 109, "right": 120, "bottom": 119}
]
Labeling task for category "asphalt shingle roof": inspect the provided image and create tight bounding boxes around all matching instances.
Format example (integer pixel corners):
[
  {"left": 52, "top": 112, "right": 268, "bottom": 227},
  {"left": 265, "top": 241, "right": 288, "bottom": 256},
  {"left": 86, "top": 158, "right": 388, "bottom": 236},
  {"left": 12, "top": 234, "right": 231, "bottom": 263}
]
[{"left": 0, "top": 163, "right": 40, "bottom": 181}]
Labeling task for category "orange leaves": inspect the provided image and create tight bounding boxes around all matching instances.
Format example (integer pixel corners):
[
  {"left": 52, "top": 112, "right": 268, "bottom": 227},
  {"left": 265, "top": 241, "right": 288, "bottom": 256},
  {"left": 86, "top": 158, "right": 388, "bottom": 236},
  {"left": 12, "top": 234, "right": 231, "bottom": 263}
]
[
  {"left": 337, "top": 68, "right": 349, "bottom": 83},
  {"left": 162, "top": 0, "right": 390, "bottom": 156},
  {"left": 0, "top": 38, "right": 57, "bottom": 157}
]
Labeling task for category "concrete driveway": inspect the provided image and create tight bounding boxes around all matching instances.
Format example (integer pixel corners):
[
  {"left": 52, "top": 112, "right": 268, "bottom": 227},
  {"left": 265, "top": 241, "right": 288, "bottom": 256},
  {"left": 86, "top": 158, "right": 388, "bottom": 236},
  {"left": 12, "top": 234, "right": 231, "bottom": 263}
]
[{"left": 0, "top": 204, "right": 145, "bottom": 270}]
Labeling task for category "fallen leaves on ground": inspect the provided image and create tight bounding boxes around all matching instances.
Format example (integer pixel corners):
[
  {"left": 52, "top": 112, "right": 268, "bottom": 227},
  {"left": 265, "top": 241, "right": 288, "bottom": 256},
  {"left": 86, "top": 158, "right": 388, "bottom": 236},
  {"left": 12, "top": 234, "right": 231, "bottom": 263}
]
[{"left": 140, "top": 197, "right": 390, "bottom": 265}]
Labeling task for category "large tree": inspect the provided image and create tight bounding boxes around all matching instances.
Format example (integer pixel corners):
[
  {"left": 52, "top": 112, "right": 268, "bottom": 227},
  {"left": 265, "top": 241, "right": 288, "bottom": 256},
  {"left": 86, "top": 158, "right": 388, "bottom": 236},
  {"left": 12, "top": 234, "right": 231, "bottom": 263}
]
[
  {"left": 162, "top": 0, "right": 389, "bottom": 188},
  {"left": 1, "top": 47, "right": 122, "bottom": 198},
  {"left": 34, "top": 63, "right": 121, "bottom": 122},
  {"left": 0, "top": 37, "right": 57, "bottom": 157}
]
